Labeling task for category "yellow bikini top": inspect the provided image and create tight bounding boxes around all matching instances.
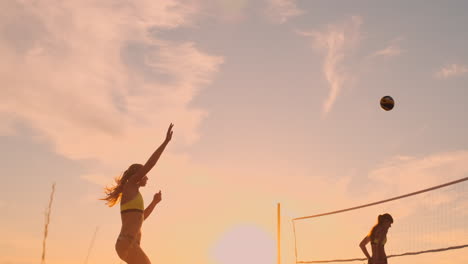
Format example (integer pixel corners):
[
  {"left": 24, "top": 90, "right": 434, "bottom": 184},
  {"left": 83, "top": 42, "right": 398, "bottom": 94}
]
[
  {"left": 371, "top": 236, "right": 387, "bottom": 246},
  {"left": 120, "top": 192, "right": 144, "bottom": 213},
  {"left": 369, "top": 227, "right": 387, "bottom": 246}
]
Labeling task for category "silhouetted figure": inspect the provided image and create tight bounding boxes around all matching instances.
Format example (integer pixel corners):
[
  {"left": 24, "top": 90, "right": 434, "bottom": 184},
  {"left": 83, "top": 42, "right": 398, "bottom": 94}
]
[
  {"left": 359, "top": 213, "right": 393, "bottom": 264},
  {"left": 102, "top": 123, "right": 174, "bottom": 264}
]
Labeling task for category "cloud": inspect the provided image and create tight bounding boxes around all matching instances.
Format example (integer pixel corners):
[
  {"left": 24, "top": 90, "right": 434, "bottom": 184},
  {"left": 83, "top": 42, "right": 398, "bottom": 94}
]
[
  {"left": 264, "top": 0, "right": 304, "bottom": 24},
  {"left": 368, "top": 151, "right": 468, "bottom": 193},
  {"left": 435, "top": 64, "right": 468, "bottom": 79},
  {"left": 0, "top": 1, "right": 224, "bottom": 174},
  {"left": 297, "top": 16, "right": 362, "bottom": 115},
  {"left": 370, "top": 37, "right": 404, "bottom": 59},
  {"left": 372, "top": 45, "right": 403, "bottom": 58},
  {"left": 365, "top": 150, "right": 468, "bottom": 225}
]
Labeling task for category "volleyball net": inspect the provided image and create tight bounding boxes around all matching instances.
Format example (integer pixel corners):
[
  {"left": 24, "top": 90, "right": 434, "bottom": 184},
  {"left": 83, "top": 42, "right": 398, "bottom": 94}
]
[{"left": 290, "top": 177, "right": 468, "bottom": 264}]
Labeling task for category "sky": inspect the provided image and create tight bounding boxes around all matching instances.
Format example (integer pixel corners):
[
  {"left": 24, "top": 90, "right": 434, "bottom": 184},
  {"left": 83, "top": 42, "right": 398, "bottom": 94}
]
[{"left": 1, "top": 0, "right": 468, "bottom": 264}]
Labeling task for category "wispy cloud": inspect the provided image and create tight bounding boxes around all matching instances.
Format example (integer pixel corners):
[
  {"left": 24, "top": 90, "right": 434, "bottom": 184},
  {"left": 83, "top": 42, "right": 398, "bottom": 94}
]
[
  {"left": 369, "top": 150, "right": 468, "bottom": 193},
  {"left": 372, "top": 40, "right": 404, "bottom": 58},
  {"left": 435, "top": 64, "right": 468, "bottom": 79},
  {"left": 314, "top": 150, "right": 468, "bottom": 236},
  {"left": 374, "top": 45, "right": 401, "bottom": 57},
  {"left": 297, "top": 16, "right": 362, "bottom": 115},
  {"left": 367, "top": 150, "right": 468, "bottom": 221},
  {"left": 265, "top": 0, "right": 304, "bottom": 24},
  {"left": 0, "top": 0, "right": 224, "bottom": 177}
]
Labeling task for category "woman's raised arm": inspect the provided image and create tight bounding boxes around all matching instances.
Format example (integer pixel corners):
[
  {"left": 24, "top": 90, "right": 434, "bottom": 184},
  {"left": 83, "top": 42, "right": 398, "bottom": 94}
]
[{"left": 130, "top": 123, "right": 174, "bottom": 184}]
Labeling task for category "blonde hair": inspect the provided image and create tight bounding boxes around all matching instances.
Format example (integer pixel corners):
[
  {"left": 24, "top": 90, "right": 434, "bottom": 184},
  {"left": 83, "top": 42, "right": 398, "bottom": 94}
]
[{"left": 101, "top": 164, "right": 143, "bottom": 207}]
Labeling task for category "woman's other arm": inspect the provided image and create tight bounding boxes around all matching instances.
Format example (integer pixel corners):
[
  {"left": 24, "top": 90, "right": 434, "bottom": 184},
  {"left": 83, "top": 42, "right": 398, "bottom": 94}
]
[
  {"left": 144, "top": 191, "right": 162, "bottom": 220},
  {"left": 359, "top": 236, "right": 372, "bottom": 263}
]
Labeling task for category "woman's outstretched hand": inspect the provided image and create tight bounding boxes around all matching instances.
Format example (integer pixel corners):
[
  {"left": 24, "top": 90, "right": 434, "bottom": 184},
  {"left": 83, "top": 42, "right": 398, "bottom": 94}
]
[
  {"left": 165, "top": 123, "right": 174, "bottom": 143},
  {"left": 153, "top": 190, "right": 162, "bottom": 204}
]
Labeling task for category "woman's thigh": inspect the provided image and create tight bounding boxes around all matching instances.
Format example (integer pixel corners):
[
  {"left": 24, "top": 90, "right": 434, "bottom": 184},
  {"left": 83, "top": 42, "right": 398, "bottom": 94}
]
[
  {"left": 115, "top": 238, "right": 133, "bottom": 261},
  {"left": 127, "top": 245, "right": 151, "bottom": 264}
]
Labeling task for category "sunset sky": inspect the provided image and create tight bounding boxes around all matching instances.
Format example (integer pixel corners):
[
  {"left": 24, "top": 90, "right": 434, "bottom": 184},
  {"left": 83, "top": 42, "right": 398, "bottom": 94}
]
[{"left": 1, "top": 1, "right": 467, "bottom": 264}]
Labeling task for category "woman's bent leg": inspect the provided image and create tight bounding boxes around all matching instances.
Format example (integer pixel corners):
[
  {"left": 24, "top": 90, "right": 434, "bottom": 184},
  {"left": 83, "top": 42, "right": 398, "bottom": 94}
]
[
  {"left": 127, "top": 245, "right": 151, "bottom": 264},
  {"left": 116, "top": 239, "right": 131, "bottom": 262}
]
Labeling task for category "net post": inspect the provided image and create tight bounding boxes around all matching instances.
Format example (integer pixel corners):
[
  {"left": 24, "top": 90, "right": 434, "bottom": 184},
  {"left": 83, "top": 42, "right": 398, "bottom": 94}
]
[{"left": 293, "top": 219, "right": 298, "bottom": 263}]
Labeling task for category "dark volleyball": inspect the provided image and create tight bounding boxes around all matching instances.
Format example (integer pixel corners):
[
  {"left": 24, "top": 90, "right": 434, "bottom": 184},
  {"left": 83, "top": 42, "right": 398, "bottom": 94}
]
[{"left": 380, "top": 96, "right": 395, "bottom": 111}]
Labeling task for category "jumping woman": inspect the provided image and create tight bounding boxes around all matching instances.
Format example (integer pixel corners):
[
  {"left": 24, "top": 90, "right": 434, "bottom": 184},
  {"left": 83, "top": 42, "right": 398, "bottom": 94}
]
[
  {"left": 102, "top": 123, "right": 174, "bottom": 264},
  {"left": 359, "top": 213, "right": 394, "bottom": 264}
]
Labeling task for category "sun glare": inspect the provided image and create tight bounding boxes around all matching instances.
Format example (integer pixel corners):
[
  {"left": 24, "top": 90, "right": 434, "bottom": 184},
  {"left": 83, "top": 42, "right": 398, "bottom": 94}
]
[{"left": 211, "top": 224, "right": 276, "bottom": 264}]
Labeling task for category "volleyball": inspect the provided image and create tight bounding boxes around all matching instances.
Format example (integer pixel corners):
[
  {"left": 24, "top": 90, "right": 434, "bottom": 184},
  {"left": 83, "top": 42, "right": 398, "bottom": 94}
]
[{"left": 380, "top": 96, "right": 394, "bottom": 111}]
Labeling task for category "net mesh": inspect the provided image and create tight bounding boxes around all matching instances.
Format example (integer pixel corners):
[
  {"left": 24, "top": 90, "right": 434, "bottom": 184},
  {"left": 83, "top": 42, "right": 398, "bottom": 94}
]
[{"left": 291, "top": 177, "right": 468, "bottom": 264}]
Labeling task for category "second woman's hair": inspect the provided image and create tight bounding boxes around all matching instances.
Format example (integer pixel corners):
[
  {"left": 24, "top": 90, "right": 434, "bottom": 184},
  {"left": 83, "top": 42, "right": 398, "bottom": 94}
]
[
  {"left": 369, "top": 213, "right": 393, "bottom": 239},
  {"left": 378, "top": 213, "right": 393, "bottom": 224}
]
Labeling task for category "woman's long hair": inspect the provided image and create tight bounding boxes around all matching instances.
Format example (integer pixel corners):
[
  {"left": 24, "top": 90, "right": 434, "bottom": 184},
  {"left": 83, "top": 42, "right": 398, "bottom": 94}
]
[
  {"left": 369, "top": 213, "right": 393, "bottom": 239},
  {"left": 101, "top": 164, "right": 143, "bottom": 207}
]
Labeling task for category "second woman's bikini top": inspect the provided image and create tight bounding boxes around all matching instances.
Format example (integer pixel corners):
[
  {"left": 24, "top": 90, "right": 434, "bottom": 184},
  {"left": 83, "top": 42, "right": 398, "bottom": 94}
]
[{"left": 371, "top": 236, "right": 387, "bottom": 246}]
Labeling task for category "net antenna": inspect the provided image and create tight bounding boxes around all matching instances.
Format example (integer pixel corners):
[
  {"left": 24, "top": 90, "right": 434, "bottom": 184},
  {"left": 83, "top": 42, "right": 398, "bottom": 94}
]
[{"left": 289, "top": 176, "right": 468, "bottom": 264}]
